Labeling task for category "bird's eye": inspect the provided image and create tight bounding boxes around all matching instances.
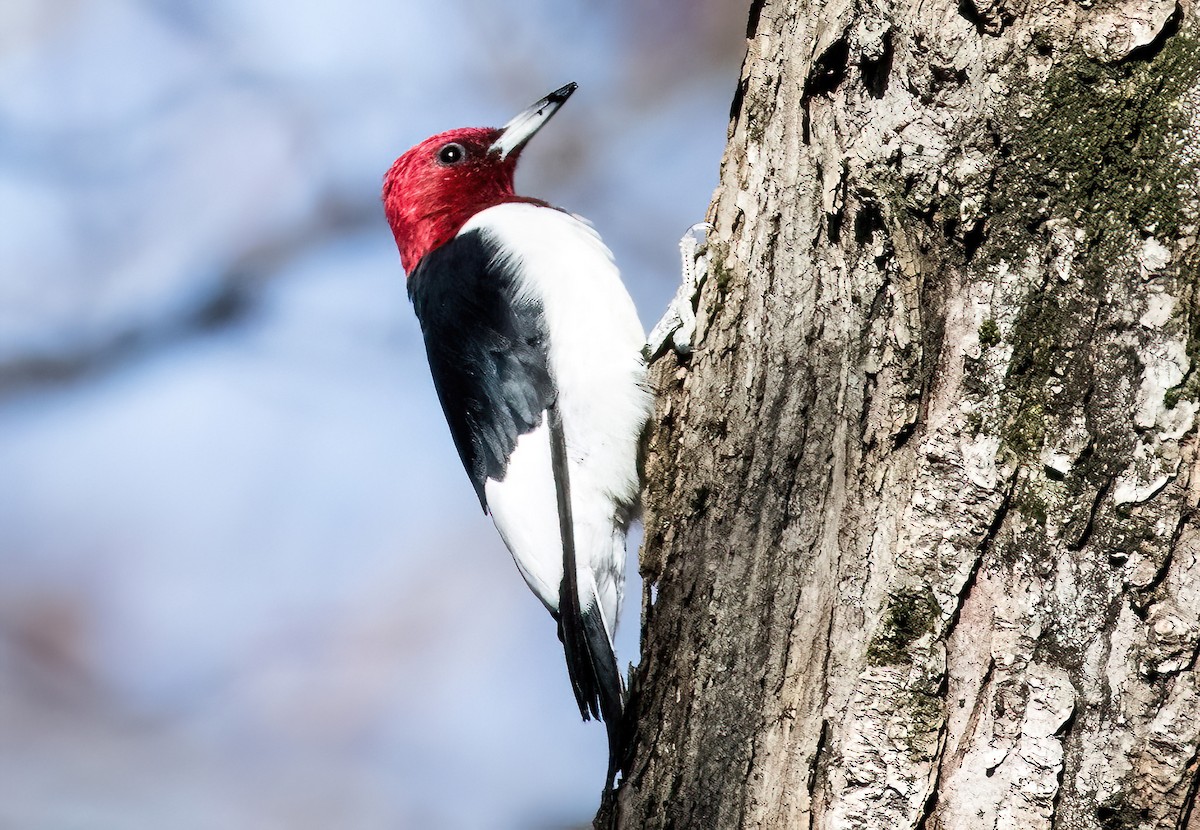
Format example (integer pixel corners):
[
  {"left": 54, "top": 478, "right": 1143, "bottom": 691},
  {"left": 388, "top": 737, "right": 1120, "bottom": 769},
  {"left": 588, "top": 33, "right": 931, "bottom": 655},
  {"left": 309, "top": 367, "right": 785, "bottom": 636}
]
[{"left": 438, "top": 143, "right": 466, "bottom": 165}]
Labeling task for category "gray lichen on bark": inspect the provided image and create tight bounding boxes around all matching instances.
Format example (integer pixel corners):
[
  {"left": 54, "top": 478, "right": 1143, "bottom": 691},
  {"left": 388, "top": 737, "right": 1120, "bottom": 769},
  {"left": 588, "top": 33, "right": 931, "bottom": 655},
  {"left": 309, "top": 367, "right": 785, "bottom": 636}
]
[{"left": 603, "top": 1, "right": 1200, "bottom": 828}]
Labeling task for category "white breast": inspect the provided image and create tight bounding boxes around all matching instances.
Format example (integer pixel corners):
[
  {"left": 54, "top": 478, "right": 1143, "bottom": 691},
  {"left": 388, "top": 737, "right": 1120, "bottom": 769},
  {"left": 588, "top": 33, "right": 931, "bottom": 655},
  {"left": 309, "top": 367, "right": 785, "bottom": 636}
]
[{"left": 461, "top": 203, "right": 651, "bottom": 634}]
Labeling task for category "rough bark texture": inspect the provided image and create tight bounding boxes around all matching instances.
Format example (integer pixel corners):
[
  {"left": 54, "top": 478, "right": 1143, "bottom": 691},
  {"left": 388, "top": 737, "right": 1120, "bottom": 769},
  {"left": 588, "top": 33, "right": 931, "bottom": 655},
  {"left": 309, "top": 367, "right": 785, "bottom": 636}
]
[{"left": 602, "top": 1, "right": 1200, "bottom": 828}]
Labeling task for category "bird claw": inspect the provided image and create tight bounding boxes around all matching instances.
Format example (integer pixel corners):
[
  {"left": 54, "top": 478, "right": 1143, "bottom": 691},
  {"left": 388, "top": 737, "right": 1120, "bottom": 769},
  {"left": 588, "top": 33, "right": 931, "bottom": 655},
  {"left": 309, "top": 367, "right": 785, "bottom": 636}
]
[{"left": 645, "top": 222, "right": 713, "bottom": 361}]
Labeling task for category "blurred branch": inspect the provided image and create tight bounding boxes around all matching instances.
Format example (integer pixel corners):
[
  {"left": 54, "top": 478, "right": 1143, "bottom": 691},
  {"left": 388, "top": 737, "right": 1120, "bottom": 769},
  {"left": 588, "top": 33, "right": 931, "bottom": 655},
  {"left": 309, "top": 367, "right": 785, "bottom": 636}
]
[{"left": 0, "top": 194, "right": 380, "bottom": 400}]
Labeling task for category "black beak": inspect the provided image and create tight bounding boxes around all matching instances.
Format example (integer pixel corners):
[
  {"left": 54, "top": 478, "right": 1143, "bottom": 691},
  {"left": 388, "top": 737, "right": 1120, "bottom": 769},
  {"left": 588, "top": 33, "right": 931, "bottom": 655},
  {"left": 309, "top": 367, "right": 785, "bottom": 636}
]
[{"left": 489, "top": 82, "right": 577, "bottom": 160}]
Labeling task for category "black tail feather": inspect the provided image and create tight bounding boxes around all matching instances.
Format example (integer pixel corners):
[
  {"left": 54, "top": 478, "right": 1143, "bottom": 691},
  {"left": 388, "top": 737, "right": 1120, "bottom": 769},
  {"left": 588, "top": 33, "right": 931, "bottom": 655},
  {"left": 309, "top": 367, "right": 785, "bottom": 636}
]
[
  {"left": 582, "top": 607, "right": 626, "bottom": 788},
  {"left": 547, "top": 402, "right": 626, "bottom": 787}
]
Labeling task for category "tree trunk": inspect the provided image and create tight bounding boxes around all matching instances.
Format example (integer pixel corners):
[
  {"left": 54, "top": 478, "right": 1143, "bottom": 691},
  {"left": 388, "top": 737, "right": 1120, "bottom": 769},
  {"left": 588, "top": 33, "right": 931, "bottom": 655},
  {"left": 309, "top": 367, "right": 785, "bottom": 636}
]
[{"left": 602, "top": 1, "right": 1200, "bottom": 827}]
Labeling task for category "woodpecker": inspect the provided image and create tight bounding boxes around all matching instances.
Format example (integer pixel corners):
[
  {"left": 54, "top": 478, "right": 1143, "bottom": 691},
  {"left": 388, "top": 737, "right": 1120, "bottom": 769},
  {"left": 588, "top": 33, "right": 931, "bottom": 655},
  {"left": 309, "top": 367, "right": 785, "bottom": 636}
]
[{"left": 382, "top": 83, "right": 651, "bottom": 785}]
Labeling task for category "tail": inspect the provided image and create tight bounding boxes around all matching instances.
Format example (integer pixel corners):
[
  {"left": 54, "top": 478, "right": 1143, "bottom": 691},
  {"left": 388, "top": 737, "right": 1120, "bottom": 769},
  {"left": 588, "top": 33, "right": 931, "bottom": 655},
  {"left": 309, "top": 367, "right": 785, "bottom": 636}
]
[{"left": 547, "top": 402, "right": 626, "bottom": 788}]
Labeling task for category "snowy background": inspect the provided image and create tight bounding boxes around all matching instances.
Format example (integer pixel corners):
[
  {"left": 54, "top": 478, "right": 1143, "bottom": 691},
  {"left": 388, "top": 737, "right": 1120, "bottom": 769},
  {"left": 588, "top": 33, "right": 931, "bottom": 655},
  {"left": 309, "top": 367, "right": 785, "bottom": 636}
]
[{"left": 0, "top": 2, "right": 744, "bottom": 828}]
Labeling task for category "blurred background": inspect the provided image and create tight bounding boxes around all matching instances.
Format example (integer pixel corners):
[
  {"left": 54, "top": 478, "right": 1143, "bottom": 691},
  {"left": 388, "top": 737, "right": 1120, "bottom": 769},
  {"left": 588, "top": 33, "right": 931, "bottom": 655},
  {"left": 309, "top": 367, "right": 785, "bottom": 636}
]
[{"left": 0, "top": 1, "right": 744, "bottom": 828}]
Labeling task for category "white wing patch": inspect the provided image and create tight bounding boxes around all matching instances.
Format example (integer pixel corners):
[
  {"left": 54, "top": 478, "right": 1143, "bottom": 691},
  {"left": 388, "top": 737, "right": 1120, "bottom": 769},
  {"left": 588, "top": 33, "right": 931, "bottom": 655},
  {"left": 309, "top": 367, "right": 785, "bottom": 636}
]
[{"left": 484, "top": 422, "right": 558, "bottom": 609}]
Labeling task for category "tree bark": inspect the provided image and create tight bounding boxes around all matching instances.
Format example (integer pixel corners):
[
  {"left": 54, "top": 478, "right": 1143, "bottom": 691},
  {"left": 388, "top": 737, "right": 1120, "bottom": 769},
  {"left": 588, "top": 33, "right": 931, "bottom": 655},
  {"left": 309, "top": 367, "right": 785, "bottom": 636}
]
[{"left": 602, "top": 1, "right": 1200, "bottom": 828}]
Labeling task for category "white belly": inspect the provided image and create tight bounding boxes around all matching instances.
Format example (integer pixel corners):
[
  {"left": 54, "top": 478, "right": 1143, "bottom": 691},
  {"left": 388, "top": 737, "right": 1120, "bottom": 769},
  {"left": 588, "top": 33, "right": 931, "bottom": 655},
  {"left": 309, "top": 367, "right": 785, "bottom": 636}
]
[{"left": 463, "top": 202, "right": 651, "bottom": 634}]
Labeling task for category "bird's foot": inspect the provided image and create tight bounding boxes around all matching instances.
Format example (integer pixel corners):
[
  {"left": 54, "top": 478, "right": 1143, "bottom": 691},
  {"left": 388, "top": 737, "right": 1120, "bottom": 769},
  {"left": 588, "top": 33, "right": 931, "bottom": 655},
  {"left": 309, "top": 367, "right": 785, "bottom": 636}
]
[{"left": 645, "top": 222, "right": 712, "bottom": 361}]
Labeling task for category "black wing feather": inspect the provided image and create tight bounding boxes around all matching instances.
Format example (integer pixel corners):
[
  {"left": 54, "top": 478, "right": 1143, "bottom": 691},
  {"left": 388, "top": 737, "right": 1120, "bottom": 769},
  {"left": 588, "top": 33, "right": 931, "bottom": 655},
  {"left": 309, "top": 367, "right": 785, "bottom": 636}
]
[{"left": 408, "top": 230, "right": 555, "bottom": 508}]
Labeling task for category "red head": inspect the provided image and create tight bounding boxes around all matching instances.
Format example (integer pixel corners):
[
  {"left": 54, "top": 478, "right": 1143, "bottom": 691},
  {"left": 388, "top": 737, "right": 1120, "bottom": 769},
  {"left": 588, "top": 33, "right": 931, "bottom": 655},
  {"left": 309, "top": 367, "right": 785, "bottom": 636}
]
[{"left": 383, "top": 82, "right": 577, "bottom": 274}]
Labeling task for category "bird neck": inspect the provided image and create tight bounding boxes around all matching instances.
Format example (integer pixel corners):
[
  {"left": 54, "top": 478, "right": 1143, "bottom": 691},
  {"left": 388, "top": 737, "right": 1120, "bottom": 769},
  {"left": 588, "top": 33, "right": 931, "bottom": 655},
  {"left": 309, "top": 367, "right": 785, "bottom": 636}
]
[{"left": 390, "top": 194, "right": 553, "bottom": 274}]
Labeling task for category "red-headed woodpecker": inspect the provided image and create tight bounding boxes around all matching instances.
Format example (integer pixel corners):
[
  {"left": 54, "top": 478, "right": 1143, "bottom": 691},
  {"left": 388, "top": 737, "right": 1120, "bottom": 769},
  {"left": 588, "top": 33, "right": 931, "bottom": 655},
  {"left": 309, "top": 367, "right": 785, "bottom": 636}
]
[{"left": 382, "top": 83, "right": 650, "bottom": 785}]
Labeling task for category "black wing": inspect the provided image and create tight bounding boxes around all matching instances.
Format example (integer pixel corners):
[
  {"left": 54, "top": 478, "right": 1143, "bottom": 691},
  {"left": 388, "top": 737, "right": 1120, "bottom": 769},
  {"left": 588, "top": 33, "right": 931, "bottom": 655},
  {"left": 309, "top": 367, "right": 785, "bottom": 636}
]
[{"left": 408, "top": 229, "right": 555, "bottom": 509}]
